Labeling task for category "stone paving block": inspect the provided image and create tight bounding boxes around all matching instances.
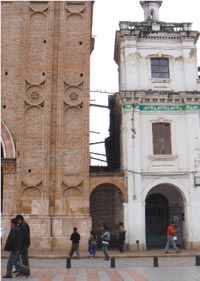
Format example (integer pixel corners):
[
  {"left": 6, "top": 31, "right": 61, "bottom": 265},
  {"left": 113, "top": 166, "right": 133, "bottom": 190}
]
[{"left": 1, "top": 257, "right": 200, "bottom": 280}]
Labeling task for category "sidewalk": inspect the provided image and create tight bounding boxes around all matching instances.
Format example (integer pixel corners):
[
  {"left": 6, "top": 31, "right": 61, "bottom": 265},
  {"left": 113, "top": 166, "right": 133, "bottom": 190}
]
[
  {"left": 1, "top": 255, "right": 200, "bottom": 281},
  {"left": 2, "top": 248, "right": 200, "bottom": 259}
]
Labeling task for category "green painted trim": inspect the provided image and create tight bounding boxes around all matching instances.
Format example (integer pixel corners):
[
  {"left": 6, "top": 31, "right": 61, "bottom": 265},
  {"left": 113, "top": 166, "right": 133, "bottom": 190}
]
[{"left": 122, "top": 104, "right": 200, "bottom": 111}]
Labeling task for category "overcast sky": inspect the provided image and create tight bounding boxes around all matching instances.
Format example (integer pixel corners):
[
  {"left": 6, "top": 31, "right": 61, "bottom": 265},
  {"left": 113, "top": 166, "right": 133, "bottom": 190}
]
[{"left": 89, "top": 0, "right": 200, "bottom": 165}]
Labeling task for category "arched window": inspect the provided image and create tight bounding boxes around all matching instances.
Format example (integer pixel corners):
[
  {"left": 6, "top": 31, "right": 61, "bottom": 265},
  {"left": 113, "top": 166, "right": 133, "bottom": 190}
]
[
  {"left": 152, "top": 122, "right": 172, "bottom": 154},
  {"left": 150, "top": 9, "right": 154, "bottom": 19}
]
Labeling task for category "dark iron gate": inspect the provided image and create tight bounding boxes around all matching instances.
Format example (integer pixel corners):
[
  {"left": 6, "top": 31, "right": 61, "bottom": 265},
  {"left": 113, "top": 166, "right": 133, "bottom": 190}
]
[
  {"left": 146, "top": 193, "right": 169, "bottom": 248},
  {"left": 146, "top": 193, "right": 183, "bottom": 248}
]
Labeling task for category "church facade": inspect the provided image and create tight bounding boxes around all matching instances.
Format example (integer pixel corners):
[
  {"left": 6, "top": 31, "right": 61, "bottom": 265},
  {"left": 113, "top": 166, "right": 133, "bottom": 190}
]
[
  {"left": 1, "top": 0, "right": 200, "bottom": 252},
  {"left": 113, "top": 0, "right": 200, "bottom": 250}
]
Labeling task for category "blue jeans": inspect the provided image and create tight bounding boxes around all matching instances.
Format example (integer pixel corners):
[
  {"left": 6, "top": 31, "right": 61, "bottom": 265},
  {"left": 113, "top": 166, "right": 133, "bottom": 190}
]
[
  {"left": 88, "top": 244, "right": 97, "bottom": 256},
  {"left": 6, "top": 250, "right": 28, "bottom": 277}
]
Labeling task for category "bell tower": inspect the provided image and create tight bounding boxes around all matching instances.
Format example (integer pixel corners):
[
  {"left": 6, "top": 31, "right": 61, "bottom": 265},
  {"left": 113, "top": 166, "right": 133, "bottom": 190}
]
[
  {"left": 140, "top": 0, "right": 163, "bottom": 21},
  {"left": 1, "top": 1, "right": 94, "bottom": 251}
]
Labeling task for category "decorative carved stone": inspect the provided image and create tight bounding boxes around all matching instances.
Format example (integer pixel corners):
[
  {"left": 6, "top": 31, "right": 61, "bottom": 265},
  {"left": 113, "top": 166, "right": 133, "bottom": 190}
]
[
  {"left": 29, "top": 1, "right": 49, "bottom": 12},
  {"left": 62, "top": 174, "right": 83, "bottom": 188},
  {"left": 26, "top": 10, "right": 48, "bottom": 84},
  {"left": 65, "top": 2, "right": 85, "bottom": 14},
  {"left": 64, "top": 86, "right": 83, "bottom": 106},
  {"left": 25, "top": 85, "right": 44, "bottom": 105},
  {"left": 64, "top": 13, "right": 84, "bottom": 85}
]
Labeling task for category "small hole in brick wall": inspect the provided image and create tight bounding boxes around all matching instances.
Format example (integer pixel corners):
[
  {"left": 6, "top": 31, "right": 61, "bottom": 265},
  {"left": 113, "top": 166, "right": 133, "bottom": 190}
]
[
  {"left": 80, "top": 73, "right": 83, "bottom": 77},
  {"left": 3, "top": 105, "right": 6, "bottom": 109},
  {"left": 42, "top": 72, "right": 45, "bottom": 76},
  {"left": 44, "top": 40, "right": 47, "bottom": 43},
  {"left": 79, "top": 41, "right": 82, "bottom": 45},
  {"left": 28, "top": 169, "right": 31, "bottom": 173},
  {"left": 5, "top": 72, "right": 8, "bottom": 75},
  {"left": 41, "top": 104, "right": 44, "bottom": 107},
  {"left": 80, "top": 104, "right": 83, "bottom": 108}
]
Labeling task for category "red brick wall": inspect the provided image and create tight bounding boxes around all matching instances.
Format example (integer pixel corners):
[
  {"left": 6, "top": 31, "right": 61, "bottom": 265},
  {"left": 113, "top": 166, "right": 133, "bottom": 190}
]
[{"left": 1, "top": 1, "right": 93, "bottom": 218}]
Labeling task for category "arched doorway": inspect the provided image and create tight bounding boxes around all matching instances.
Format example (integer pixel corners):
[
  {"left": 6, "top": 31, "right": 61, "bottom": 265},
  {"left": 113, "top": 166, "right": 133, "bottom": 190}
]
[
  {"left": 145, "top": 184, "right": 184, "bottom": 249},
  {"left": 146, "top": 193, "right": 169, "bottom": 248},
  {"left": 1, "top": 121, "right": 16, "bottom": 215},
  {"left": 1, "top": 145, "right": 4, "bottom": 214},
  {"left": 90, "top": 184, "right": 124, "bottom": 248}
]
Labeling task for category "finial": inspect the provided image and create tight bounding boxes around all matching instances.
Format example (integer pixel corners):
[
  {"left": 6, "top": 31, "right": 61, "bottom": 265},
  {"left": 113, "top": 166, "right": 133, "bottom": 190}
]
[{"left": 140, "top": 1, "right": 163, "bottom": 21}]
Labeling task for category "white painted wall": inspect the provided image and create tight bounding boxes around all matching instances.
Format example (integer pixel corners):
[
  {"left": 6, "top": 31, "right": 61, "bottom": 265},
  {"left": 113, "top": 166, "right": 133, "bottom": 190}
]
[
  {"left": 121, "top": 105, "right": 200, "bottom": 248},
  {"left": 119, "top": 39, "right": 199, "bottom": 92}
]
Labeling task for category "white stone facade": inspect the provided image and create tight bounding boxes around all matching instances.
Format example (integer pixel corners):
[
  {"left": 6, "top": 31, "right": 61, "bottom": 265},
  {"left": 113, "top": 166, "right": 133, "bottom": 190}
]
[{"left": 114, "top": 0, "right": 200, "bottom": 250}]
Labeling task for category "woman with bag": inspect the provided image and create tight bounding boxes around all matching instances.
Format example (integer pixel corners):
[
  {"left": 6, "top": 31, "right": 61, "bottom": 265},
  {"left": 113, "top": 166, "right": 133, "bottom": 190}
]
[{"left": 88, "top": 230, "right": 98, "bottom": 257}]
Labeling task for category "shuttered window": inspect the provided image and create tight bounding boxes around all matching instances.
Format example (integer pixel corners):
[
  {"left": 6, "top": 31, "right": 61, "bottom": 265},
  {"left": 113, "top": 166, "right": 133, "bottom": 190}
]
[
  {"left": 151, "top": 58, "right": 170, "bottom": 78},
  {"left": 152, "top": 123, "right": 171, "bottom": 154}
]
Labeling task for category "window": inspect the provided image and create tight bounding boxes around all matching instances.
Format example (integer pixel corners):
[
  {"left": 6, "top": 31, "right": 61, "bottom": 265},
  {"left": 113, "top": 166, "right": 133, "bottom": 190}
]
[
  {"left": 151, "top": 58, "right": 169, "bottom": 78},
  {"left": 152, "top": 123, "right": 171, "bottom": 154}
]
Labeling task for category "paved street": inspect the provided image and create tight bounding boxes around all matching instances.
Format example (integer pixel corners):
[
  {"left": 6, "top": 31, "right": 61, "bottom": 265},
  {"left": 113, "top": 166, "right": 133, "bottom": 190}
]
[{"left": 1, "top": 256, "right": 200, "bottom": 280}]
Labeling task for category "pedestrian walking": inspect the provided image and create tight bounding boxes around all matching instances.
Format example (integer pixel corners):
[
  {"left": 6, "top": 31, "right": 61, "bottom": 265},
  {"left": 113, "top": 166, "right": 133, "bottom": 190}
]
[
  {"left": 3, "top": 218, "right": 30, "bottom": 278},
  {"left": 101, "top": 225, "right": 111, "bottom": 260},
  {"left": 88, "top": 230, "right": 98, "bottom": 257},
  {"left": 68, "top": 227, "right": 81, "bottom": 259},
  {"left": 164, "top": 221, "right": 181, "bottom": 253},
  {"left": 15, "top": 214, "right": 31, "bottom": 275},
  {"left": 118, "top": 222, "right": 126, "bottom": 252}
]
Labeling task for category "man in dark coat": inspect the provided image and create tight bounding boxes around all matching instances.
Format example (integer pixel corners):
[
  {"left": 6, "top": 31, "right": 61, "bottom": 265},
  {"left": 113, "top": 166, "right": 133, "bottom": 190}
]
[
  {"left": 15, "top": 214, "right": 31, "bottom": 274},
  {"left": 68, "top": 227, "right": 81, "bottom": 259},
  {"left": 118, "top": 222, "right": 126, "bottom": 252},
  {"left": 3, "top": 218, "right": 30, "bottom": 278}
]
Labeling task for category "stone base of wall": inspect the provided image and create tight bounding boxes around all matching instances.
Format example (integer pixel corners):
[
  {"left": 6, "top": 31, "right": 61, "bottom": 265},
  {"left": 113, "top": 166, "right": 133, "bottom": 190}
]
[
  {"left": 1, "top": 215, "right": 92, "bottom": 252},
  {"left": 129, "top": 243, "right": 146, "bottom": 251},
  {"left": 184, "top": 241, "right": 200, "bottom": 250}
]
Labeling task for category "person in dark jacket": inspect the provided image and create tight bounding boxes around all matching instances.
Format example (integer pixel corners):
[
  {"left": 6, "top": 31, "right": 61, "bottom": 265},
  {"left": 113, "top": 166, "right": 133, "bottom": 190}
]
[
  {"left": 68, "top": 227, "right": 81, "bottom": 259},
  {"left": 3, "top": 218, "right": 30, "bottom": 278},
  {"left": 118, "top": 222, "right": 126, "bottom": 252},
  {"left": 15, "top": 214, "right": 31, "bottom": 274}
]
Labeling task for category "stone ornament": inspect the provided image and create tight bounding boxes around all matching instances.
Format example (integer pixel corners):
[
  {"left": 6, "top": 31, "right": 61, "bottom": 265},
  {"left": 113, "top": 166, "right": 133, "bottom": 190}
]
[
  {"left": 62, "top": 174, "right": 83, "bottom": 188},
  {"left": 29, "top": 1, "right": 49, "bottom": 12},
  {"left": 64, "top": 86, "right": 83, "bottom": 106},
  {"left": 25, "top": 85, "right": 44, "bottom": 105},
  {"left": 65, "top": 2, "right": 85, "bottom": 14}
]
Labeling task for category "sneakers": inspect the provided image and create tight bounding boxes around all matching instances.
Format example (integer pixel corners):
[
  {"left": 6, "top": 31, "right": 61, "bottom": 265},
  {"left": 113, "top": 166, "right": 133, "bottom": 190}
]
[
  {"left": 176, "top": 250, "right": 181, "bottom": 253},
  {"left": 3, "top": 275, "right": 13, "bottom": 278}
]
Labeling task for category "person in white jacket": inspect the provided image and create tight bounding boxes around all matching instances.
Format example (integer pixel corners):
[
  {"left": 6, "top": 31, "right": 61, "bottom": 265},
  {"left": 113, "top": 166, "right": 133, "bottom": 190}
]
[{"left": 101, "top": 225, "right": 111, "bottom": 260}]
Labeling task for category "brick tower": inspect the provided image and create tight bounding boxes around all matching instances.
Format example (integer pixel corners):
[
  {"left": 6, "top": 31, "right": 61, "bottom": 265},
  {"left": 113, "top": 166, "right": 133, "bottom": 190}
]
[{"left": 1, "top": 1, "right": 94, "bottom": 251}]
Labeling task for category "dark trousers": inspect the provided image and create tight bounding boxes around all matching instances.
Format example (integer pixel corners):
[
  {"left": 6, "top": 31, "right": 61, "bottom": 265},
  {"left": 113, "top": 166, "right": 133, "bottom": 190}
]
[
  {"left": 20, "top": 246, "right": 30, "bottom": 267},
  {"left": 69, "top": 244, "right": 80, "bottom": 258},
  {"left": 118, "top": 240, "right": 125, "bottom": 252},
  {"left": 102, "top": 242, "right": 109, "bottom": 259}
]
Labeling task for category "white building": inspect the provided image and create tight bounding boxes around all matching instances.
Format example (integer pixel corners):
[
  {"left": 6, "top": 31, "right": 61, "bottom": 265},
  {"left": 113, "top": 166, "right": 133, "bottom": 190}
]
[{"left": 113, "top": 0, "right": 200, "bottom": 250}]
